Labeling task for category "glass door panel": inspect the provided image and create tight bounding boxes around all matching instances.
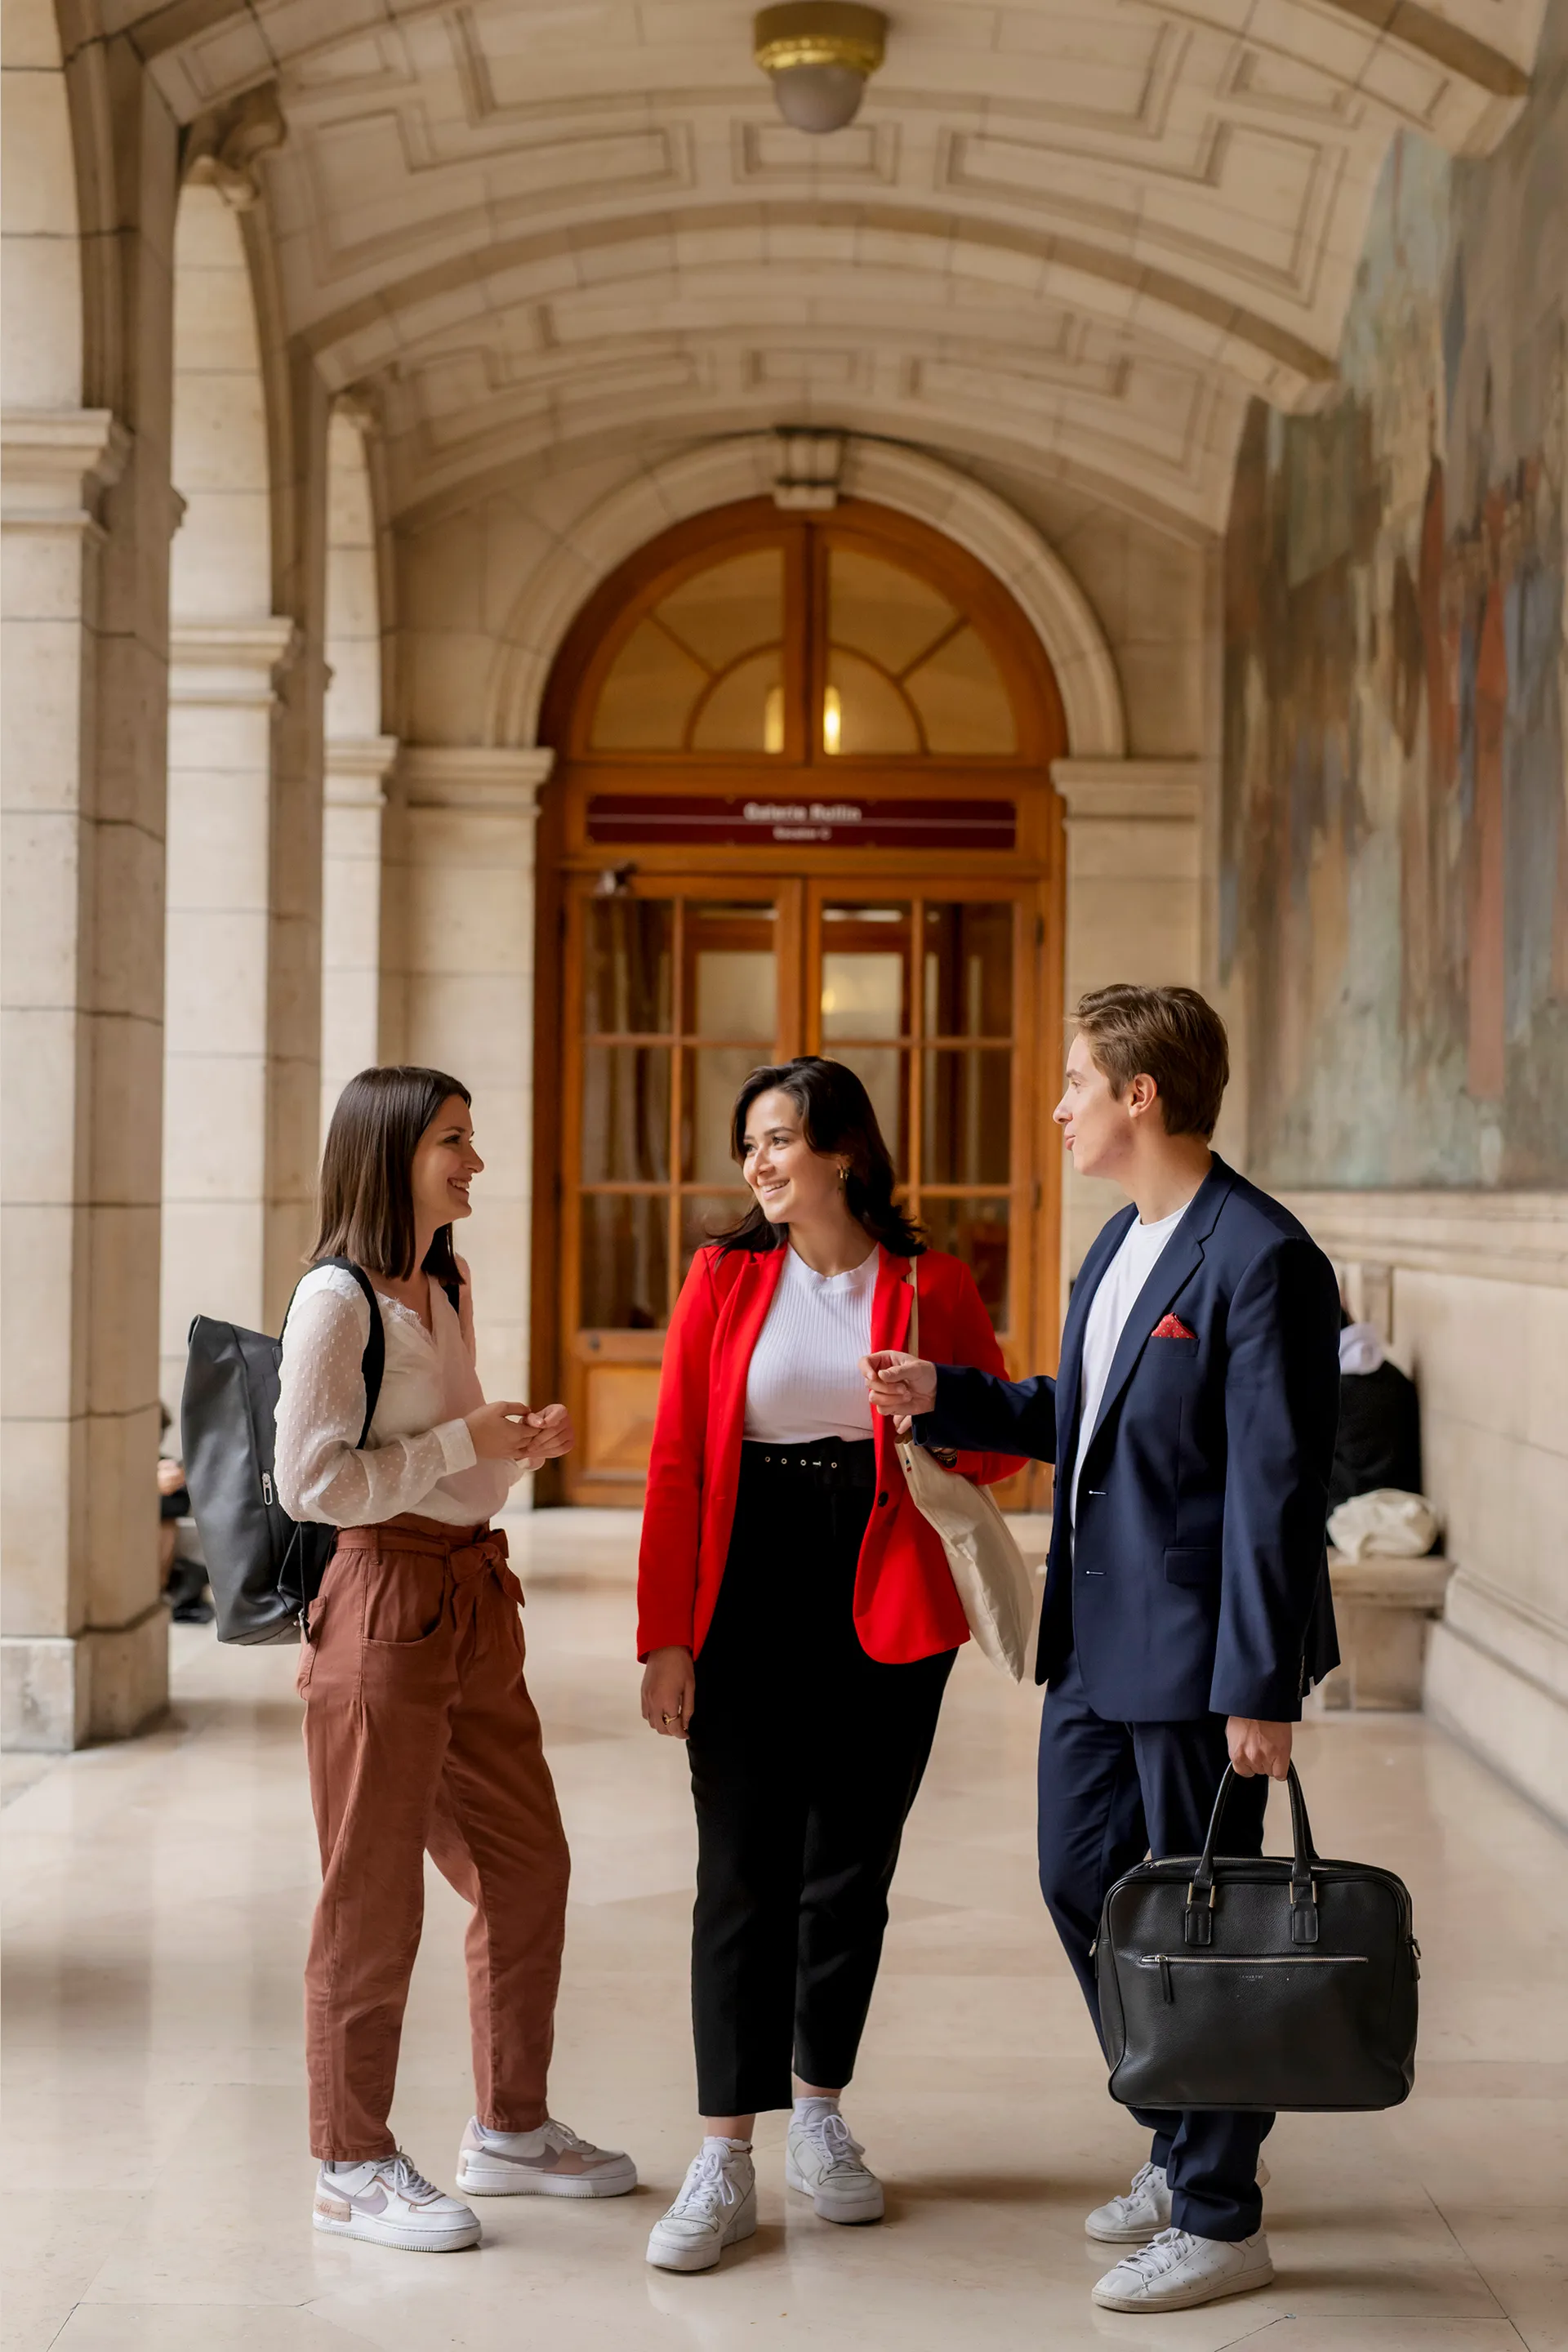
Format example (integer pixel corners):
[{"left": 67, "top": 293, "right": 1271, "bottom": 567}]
[
  {"left": 922, "top": 1048, "right": 1012, "bottom": 1183},
  {"left": 566, "top": 882, "right": 786, "bottom": 1501},
  {"left": 684, "top": 1047, "right": 764, "bottom": 1180},
  {"left": 808, "top": 885, "right": 1021, "bottom": 1339},
  {"left": 577, "top": 1195, "right": 668, "bottom": 1330},
  {"left": 819, "top": 903, "right": 911, "bottom": 1037},
  {"left": 679, "top": 1192, "right": 750, "bottom": 1271},
  {"left": 921, "top": 1198, "right": 1012, "bottom": 1322},
  {"left": 580, "top": 1045, "right": 670, "bottom": 1183},
  {"left": 584, "top": 896, "right": 673, "bottom": 1032},
  {"left": 923, "top": 901, "right": 1013, "bottom": 1036},
  {"left": 818, "top": 901, "right": 913, "bottom": 1170}
]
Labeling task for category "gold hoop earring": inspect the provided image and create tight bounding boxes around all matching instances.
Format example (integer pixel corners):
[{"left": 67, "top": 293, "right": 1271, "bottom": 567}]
[{"left": 839, "top": 1165, "right": 849, "bottom": 1185}]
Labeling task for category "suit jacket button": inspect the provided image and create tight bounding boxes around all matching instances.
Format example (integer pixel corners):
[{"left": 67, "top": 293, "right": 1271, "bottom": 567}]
[{"left": 877, "top": 1491, "right": 889, "bottom": 1506}]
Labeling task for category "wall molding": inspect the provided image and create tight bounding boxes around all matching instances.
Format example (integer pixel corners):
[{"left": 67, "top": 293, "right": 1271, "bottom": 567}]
[
  {"left": 168, "top": 616, "right": 299, "bottom": 706},
  {"left": 325, "top": 733, "right": 399, "bottom": 805},
  {"left": 397, "top": 745, "right": 555, "bottom": 816},
  {"left": 1052, "top": 758, "right": 1202, "bottom": 823},
  {"left": 0, "top": 408, "right": 129, "bottom": 532},
  {"left": 1277, "top": 1189, "right": 1568, "bottom": 1290}
]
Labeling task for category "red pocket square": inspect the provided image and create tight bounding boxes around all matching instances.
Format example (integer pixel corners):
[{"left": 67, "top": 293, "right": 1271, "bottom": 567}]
[{"left": 1152, "top": 1314, "right": 1196, "bottom": 1339}]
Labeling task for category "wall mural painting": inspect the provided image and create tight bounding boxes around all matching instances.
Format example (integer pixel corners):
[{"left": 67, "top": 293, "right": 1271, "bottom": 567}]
[{"left": 1221, "top": 31, "right": 1568, "bottom": 1189}]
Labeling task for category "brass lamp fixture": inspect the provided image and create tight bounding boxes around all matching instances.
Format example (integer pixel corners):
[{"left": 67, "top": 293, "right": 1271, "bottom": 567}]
[{"left": 753, "top": 2, "right": 888, "bottom": 132}]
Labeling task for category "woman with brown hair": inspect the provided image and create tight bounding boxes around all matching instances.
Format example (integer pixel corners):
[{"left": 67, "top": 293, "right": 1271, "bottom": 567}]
[
  {"left": 637, "top": 1057, "right": 1021, "bottom": 2273},
  {"left": 274, "top": 1065, "right": 635, "bottom": 2252}
]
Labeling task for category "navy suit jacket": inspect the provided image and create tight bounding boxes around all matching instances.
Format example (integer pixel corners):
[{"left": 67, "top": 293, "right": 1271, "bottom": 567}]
[{"left": 918, "top": 1156, "right": 1341, "bottom": 1722}]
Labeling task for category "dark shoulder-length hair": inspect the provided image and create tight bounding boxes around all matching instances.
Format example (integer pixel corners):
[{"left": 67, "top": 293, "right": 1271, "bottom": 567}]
[
  {"left": 311, "top": 1065, "right": 471, "bottom": 1289},
  {"left": 710, "top": 1058, "right": 924, "bottom": 1258}
]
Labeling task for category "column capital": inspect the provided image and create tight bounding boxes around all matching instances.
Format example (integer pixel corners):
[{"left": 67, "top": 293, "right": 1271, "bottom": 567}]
[
  {"left": 1051, "top": 758, "right": 1202, "bottom": 823},
  {"left": 398, "top": 746, "right": 555, "bottom": 817},
  {"left": 169, "top": 617, "right": 300, "bottom": 706},
  {"left": 1, "top": 408, "right": 131, "bottom": 532},
  {"left": 325, "top": 734, "right": 399, "bottom": 806}
]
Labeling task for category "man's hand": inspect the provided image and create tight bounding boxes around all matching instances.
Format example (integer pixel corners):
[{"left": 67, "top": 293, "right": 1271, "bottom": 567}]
[
  {"left": 861, "top": 1349, "right": 938, "bottom": 1422},
  {"left": 1227, "top": 1717, "right": 1293, "bottom": 1779}
]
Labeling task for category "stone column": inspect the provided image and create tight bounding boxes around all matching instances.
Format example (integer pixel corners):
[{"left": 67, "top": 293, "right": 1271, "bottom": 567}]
[
  {"left": 391, "top": 748, "right": 553, "bottom": 1409},
  {"left": 158, "top": 617, "right": 297, "bottom": 1405},
  {"left": 1, "top": 409, "right": 170, "bottom": 1748},
  {"left": 1051, "top": 758, "right": 1202, "bottom": 1279},
  {"left": 321, "top": 733, "right": 398, "bottom": 1135}
]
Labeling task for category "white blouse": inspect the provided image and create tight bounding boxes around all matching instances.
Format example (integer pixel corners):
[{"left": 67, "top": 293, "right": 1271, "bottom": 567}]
[
  {"left": 274, "top": 1264, "right": 518, "bottom": 1529},
  {"left": 742, "top": 1245, "right": 879, "bottom": 1444}
]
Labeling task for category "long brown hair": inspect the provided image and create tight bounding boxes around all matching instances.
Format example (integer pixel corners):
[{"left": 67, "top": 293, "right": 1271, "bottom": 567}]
[
  {"left": 710, "top": 1057, "right": 924, "bottom": 1257},
  {"left": 311, "top": 1065, "right": 471, "bottom": 1288}
]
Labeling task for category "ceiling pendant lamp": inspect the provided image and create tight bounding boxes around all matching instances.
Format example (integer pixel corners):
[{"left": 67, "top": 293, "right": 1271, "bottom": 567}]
[{"left": 753, "top": 2, "right": 888, "bottom": 133}]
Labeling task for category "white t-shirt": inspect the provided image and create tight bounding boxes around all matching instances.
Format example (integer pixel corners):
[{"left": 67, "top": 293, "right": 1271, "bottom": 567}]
[
  {"left": 1068, "top": 1200, "right": 1192, "bottom": 1530},
  {"left": 743, "top": 1245, "right": 879, "bottom": 1443}
]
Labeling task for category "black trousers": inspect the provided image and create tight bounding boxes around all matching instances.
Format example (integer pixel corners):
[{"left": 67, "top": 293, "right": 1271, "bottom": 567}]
[
  {"left": 1037, "top": 1649, "right": 1273, "bottom": 2242},
  {"left": 688, "top": 1443, "right": 955, "bottom": 2116}
]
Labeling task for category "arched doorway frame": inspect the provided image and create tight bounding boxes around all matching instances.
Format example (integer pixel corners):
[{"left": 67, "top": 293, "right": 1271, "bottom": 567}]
[
  {"left": 529, "top": 481, "right": 1083, "bottom": 1504},
  {"left": 483, "top": 437, "right": 1126, "bottom": 757}
]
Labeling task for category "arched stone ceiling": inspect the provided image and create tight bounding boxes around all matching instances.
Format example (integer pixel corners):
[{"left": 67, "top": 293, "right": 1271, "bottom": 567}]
[{"left": 122, "top": 0, "right": 1548, "bottom": 534}]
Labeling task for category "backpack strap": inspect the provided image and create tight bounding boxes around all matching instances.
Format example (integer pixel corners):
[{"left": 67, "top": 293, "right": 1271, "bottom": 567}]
[
  {"left": 281, "top": 1259, "right": 386, "bottom": 1447},
  {"left": 322, "top": 1259, "right": 386, "bottom": 1445}
]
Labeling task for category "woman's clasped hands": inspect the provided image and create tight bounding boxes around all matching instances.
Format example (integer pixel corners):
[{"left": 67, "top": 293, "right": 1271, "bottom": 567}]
[{"left": 465, "top": 1399, "right": 575, "bottom": 1472}]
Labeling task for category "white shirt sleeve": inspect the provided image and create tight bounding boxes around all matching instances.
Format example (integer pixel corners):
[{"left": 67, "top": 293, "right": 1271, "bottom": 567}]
[{"left": 274, "top": 1276, "right": 478, "bottom": 1527}]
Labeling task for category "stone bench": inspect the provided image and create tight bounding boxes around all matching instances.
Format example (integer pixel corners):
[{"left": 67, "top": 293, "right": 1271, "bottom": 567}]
[
  {"left": 1005, "top": 1521, "right": 1452, "bottom": 1713},
  {"left": 1309, "top": 1551, "right": 1455, "bottom": 1712}
]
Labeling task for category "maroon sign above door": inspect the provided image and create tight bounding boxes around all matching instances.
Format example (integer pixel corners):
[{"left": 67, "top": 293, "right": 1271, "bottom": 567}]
[{"left": 586, "top": 794, "right": 1017, "bottom": 850}]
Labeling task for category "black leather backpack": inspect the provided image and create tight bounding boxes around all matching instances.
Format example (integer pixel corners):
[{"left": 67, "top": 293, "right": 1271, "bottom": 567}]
[
  {"left": 1095, "top": 1762, "right": 1419, "bottom": 2113},
  {"left": 180, "top": 1260, "right": 385, "bottom": 1644}
]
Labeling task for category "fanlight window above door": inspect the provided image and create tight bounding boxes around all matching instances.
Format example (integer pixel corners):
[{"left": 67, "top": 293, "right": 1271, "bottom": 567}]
[
  {"left": 589, "top": 549, "right": 786, "bottom": 753},
  {"left": 581, "top": 520, "right": 1026, "bottom": 760},
  {"left": 826, "top": 549, "right": 1017, "bottom": 755}
]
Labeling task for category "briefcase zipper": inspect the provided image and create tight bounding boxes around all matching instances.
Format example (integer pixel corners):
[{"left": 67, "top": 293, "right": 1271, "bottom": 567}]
[{"left": 1137, "top": 1952, "right": 1369, "bottom": 2003}]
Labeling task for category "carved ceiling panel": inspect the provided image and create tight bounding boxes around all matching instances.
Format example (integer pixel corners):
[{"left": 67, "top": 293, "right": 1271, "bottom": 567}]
[{"left": 131, "top": 0, "right": 1548, "bottom": 530}]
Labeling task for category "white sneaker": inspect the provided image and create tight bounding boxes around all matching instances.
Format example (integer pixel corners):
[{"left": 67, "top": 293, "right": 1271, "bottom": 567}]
[
  {"left": 312, "top": 2151, "right": 480, "bottom": 2253},
  {"left": 646, "top": 2143, "right": 758, "bottom": 2273},
  {"left": 1085, "top": 2154, "right": 1270, "bottom": 2242},
  {"left": 785, "top": 2108, "right": 884, "bottom": 2224},
  {"left": 1092, "top": 2227, "right": 1275, "bottom": 2311},
  {"left": 456, "top": 2115, "right": 637, "bottom": 2198}
]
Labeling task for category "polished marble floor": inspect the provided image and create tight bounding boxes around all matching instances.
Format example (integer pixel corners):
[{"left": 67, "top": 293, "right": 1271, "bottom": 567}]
[{"left": 4, "top": 1511, "right": 1566, "bottom": 2352}]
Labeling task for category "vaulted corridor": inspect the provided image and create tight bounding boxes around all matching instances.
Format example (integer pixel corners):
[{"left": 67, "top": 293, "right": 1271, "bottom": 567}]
[{"left": 3, "top": 0, "right": 1566, "bottom": 2341}]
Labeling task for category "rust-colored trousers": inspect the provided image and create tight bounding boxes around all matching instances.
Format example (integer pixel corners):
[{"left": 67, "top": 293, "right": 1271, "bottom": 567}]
[{"left": 298, "top": 1516, "right": 569, "bottom": 2160}]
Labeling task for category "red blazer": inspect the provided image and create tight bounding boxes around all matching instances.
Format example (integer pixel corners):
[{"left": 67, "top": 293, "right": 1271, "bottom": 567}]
[{"left": 637, "top": 1243, "right": 1024, "bottom": 1666}]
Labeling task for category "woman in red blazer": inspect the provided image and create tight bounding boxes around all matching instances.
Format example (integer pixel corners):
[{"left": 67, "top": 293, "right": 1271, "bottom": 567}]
[{"left": 638, "top": 1058, "right": 1020, "bottom": 2274}]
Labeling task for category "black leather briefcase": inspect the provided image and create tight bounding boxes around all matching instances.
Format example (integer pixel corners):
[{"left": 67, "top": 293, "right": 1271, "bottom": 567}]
[{"left": 1095, "top": 1764, "right": 1419, "bottom": 2113}]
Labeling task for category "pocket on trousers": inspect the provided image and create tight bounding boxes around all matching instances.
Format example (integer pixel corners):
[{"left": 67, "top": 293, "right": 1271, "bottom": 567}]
[
  {"left": 1165, "top": 1547, "right": 1221, "bottom": 1588},
  {"left": 363, "top": 1554, "right": 449, "bottom": 1645}
]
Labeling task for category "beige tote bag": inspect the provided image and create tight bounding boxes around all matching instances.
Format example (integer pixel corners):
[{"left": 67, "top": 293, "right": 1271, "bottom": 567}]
[{"left": 893, "top": 1260, "right": 1037, "bottom": 1681}]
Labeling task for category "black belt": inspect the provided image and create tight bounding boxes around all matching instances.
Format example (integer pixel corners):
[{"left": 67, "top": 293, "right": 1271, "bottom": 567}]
[{"left": 740, "top": 1440, "right": 878, "bottom": 1490}]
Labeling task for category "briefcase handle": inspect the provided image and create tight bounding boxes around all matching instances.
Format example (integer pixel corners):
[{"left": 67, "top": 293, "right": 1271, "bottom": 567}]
[{"left": 1184, "top": 1762, "right": 1322, "bottom": 1948}]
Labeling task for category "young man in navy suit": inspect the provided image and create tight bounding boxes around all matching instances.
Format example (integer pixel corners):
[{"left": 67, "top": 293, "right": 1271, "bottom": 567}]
[{"left": 863, "top": 984, "right": 1340, "bottom": 2314}]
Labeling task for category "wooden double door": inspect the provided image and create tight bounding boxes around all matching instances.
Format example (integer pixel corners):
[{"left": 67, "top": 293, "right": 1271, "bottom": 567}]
[
  {"left": 556, "top": 871, "right": 1054, "bottom": 1503},
  {"left": 530, "top": 493, "right": 1067, "bottom": 1506}
]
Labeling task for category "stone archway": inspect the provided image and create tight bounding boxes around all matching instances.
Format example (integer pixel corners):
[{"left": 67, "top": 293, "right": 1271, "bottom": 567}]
[{"left": 483, "top": 436, "right": 1126, "bottom": 760}]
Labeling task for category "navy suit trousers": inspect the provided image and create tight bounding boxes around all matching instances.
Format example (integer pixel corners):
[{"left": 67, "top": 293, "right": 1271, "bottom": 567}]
[{"left": 1038, "top": 1651, "right": 1273, "bottom": 2241}]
